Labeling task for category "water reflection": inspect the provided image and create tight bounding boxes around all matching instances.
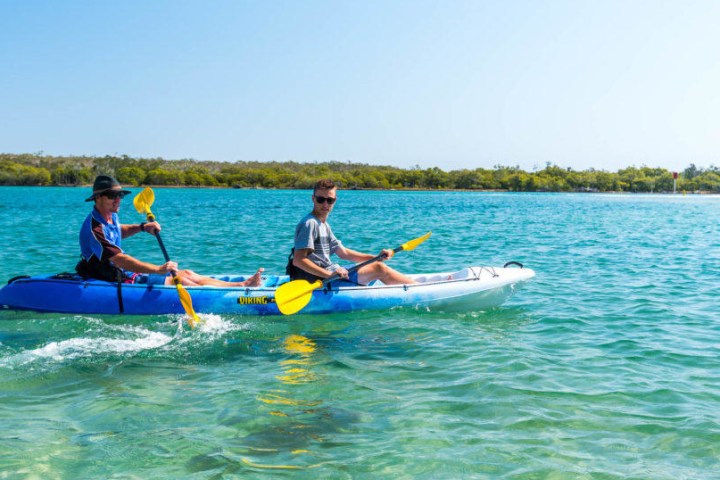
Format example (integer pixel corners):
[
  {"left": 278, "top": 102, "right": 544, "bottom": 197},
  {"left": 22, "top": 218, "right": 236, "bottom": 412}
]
[
  {"left": 243, "top": 334, "right": 324, "bottom": 469},
  {"left": 276, "top": 334, "right": 318, "bottom": 385}
]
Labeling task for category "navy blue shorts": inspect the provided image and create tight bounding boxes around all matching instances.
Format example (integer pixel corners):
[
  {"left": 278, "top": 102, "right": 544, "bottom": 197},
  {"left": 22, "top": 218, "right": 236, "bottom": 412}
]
[
  {"left": 135, "top": 273, "right": 169, "bottom": 285},
  {"left": 328, "top": 269, "right": 360, "bottom": 288}
]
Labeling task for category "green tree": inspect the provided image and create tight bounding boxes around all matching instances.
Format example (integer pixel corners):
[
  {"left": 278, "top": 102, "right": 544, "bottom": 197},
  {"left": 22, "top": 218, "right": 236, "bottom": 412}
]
[
  {"left": 116, "top": 166, "right": 147, "bottom": 186},
  {"left": 0, "top": 161, "right": 52, "bottom": 185},
  {"left": 146, "top": 168, "right": 184, "bottom": 185}
]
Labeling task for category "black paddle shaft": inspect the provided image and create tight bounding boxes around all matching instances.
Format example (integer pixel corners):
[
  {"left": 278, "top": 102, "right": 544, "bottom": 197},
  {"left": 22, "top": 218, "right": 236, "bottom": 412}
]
[
  {"left": 146, "top": 213, "right": 180, "bottom": 280},
  {"left": 322, "top": 246, "right": 401, "bottom": 286},
  {"left": 154, "top": 232, "right": 171, "bottom": 262}
]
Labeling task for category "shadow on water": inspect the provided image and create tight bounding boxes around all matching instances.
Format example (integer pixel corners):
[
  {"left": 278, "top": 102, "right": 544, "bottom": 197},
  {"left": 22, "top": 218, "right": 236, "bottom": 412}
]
[
  {"left": 187, "top": 333, "right": 363, "bottom": 474},
  {"left": 182, "top": 306, "right": 536, "bottom": 474},
  {"left": 1, "top": 303, "right": 534, "bottom": 476}
]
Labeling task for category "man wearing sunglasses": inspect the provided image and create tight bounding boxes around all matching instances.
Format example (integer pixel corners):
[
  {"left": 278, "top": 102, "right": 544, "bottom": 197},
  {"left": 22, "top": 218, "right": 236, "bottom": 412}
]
[
  {"left": 77, "top": 175, "right": 263, "bottom": 287},
  {"left": 290, "top": 179, "right": 416, "bottom": 286}
]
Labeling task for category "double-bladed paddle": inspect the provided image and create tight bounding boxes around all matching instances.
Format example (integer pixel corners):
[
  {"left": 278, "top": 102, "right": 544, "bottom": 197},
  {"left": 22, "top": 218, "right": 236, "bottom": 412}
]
[
  {"left": 275, "top": 231, "right": 431, "bottom": 315},
  {"left": 133, "top": 187, "right": 201, "bottom": 328}
]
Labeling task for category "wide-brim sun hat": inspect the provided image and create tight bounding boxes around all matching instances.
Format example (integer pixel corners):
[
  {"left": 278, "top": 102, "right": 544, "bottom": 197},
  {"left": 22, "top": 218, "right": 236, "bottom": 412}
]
[{"left": 85, "top": 175, "right": 132, "bottom": 202}]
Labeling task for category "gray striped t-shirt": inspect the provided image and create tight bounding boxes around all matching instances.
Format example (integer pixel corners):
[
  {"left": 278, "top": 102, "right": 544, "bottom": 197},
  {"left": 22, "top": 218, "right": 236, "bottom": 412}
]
[{"left": 294, "top": 214, "right": 343, "bottom": 271}]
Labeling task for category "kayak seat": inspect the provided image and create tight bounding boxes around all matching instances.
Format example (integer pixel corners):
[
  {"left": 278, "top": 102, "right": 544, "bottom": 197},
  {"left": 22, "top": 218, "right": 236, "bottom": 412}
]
[
  {"left": 450, "top": 267, "right": 474, "bottom": 280},
  {"left": 413, "top": 267, "right": 476, "bottom": 284}
]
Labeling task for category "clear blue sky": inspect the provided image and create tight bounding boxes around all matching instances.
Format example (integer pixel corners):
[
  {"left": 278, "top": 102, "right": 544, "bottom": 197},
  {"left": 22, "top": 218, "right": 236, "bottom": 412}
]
[{"left": 2, "top": 0, "right": 719, "bottom": 172}]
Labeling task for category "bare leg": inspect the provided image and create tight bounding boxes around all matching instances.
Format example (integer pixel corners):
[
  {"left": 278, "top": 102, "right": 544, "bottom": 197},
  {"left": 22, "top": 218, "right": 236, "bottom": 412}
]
[
  {"left": 169, "top": 268, "right": 265, "bottom": 287},
  {"left": 357, "top": 262, "right": 416, "bottom": 285}
]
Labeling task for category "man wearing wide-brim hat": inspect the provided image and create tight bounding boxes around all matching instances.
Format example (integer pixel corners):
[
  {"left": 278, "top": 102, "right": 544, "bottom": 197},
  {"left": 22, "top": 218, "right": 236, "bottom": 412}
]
[
  {"left": 76, "top": 175, "right": 263, "bottom": 287},
  {"left": 84, "top": 175, "right": 132, "bottom": 202}
]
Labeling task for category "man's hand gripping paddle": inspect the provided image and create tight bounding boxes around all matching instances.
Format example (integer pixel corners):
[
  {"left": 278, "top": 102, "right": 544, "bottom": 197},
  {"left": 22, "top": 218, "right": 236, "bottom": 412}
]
[
  {"left": 133, "top": 187, "right": 201, "bottom": 328},
  {"left": 275, "top": 231, "right": 431, "bottom": 315}
]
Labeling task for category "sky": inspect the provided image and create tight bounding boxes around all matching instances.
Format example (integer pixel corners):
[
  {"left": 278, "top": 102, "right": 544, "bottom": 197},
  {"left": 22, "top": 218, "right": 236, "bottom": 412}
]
[{"left": 1, "top": 0, "right": 719, "bottom": 172}]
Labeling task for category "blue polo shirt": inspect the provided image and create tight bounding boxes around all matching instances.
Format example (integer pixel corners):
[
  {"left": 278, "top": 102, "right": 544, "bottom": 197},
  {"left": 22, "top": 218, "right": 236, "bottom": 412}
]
[{"left": 79, "top": 208, "right": 124, "bottom": 264}]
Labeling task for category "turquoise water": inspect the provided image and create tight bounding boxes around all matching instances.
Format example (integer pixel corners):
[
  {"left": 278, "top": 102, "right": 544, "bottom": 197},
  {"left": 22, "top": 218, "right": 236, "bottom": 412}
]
[{"left": 1, "top": 187, "right": 718, "bottom": 478}]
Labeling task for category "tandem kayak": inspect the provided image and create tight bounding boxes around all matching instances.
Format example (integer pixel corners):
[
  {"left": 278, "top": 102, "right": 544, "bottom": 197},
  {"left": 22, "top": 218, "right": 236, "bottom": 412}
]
[{"left": 0, "top": 264, "right": 535, "bottom": 316}]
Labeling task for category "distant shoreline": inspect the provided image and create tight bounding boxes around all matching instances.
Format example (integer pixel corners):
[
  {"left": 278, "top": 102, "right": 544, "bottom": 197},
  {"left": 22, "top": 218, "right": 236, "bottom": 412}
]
[
  {"left": 2, "top": 153, "right": 717, "bottom": 193},
  {"left": 1, "top": 184, "right": 716, "bottom": 195}
]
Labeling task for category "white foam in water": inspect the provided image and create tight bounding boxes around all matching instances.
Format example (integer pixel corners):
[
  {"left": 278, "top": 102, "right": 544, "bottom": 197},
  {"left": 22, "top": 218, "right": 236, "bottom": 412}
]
[
  {"left": 0, "top": 315, "right": 248, "bottom": 368},
  {"left": 163, "top": 313, "right": 248, "bottom": 348},
  {"left": 196, "top": 313, "right": 245, "bottom": 335},
  {"left": 2, "top": 322, "right": 173, "bottom": 367}
]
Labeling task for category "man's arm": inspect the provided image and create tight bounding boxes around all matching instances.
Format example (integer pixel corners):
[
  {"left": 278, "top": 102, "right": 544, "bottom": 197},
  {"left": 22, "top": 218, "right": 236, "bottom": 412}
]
[
  {"left": 292, "top": 249, "right": 335, "bottom": 279},
  {"left": 121, "top": 221, "right": 161, "bottom": 239},
  {"left": 109, "top": 253, "right": 176, "bottom": 275},
  {"left": 335, "top": 246, "right": 394, "bottom": 262}
]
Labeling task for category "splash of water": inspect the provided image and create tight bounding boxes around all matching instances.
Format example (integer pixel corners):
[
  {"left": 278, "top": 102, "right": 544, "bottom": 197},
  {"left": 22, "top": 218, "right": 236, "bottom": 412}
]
[{"left": 0, "top": 318, "right": 173, "bottom": 368}]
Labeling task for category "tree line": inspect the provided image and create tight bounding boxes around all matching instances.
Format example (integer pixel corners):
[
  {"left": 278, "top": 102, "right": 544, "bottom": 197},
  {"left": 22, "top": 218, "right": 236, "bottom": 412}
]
[{"left": 1, "top": 153, "right": 718, "bottom": 193}]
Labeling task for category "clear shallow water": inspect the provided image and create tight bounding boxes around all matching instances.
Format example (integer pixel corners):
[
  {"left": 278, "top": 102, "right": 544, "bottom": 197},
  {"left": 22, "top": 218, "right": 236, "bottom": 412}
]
[{"left": 0, "top": 187, "right": 718, "bottom": 478}]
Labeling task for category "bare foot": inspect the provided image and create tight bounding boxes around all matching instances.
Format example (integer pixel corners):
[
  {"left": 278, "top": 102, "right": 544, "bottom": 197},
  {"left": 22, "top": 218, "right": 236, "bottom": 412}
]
[{"left": 242, "top": 268, "right": 264, "bottom": 287}]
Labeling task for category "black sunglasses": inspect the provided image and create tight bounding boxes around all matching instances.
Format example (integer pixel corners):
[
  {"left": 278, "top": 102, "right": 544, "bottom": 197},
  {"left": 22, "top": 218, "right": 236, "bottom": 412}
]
[
  {"left": 103, "top": 191, "right": 128, "bottom": 200},
  {"left": 314, "top": 195, "right": 336, "bottom": 205}
]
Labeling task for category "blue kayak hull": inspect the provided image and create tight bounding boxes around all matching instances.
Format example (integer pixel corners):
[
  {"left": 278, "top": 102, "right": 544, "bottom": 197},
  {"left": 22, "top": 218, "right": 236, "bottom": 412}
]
[{"left": 0, "top": 266, "right": 535, "bottom": 316}]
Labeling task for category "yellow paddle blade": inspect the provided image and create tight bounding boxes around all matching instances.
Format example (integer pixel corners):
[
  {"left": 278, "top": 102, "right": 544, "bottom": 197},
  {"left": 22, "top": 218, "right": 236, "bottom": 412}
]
[
  {"left": 173, "top": 276, "right": 201, "bottom": 328},
  {"left": 133, "top": 187, "right": 155, "bottom": 216},
  {"left": 400, "top": 231, "right": 432, "bottom": 252},
  {"left": 275, "top": 279, "right": 323, "bottom": 315}
]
